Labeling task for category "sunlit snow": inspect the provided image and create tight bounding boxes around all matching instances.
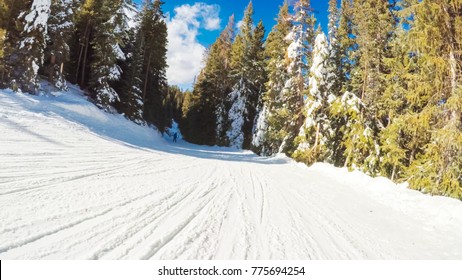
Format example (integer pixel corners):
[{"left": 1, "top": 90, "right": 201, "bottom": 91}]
[{"left": 1, "top": 84, "right": 462, "bottom": 259}]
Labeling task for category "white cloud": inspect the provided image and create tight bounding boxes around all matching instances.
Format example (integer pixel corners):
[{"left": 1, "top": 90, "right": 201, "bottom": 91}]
[
  {"left": 166, "top": 3, "right": 221, "bottom": 89},
  {"left": 205, "top": 17, "right": 221, "bottom": 30},
  {"left": 236, "top": 20, "right": 244, "bottom": 30}
]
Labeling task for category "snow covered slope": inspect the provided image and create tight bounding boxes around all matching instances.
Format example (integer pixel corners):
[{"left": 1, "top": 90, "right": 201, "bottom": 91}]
[{"left": 1, "top": 85, "right": 462, "bottom": 260}]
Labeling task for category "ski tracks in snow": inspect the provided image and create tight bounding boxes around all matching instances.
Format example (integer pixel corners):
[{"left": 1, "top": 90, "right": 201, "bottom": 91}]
[{"left": 1, "top": 90, "right": 462, "bottom": 259}]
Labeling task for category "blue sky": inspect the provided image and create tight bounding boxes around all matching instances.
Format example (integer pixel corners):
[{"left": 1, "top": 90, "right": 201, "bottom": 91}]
[
  {"left": 161, "top": 0, "right": 330, "bottom": 46},
  {"left": 134, "top": 0, "right": 330, "bottom": 89}
]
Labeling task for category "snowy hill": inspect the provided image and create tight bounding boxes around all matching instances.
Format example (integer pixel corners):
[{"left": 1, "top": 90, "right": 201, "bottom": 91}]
[{"left": 1, "top": 85, "right": 462, "bottom": 259}]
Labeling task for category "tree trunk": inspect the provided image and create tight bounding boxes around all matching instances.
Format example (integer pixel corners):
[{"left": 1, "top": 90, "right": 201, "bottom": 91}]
[
  {"left": 1, "top": 67, "right": 4, "bottom": 86},
  {"left": 314, "top": 122, "right": 320, "bottom": 149},
  {"left": 80, "top": 21, "right": 92, "bottom": 88},
  {"left": 75, "top": 43, "right": 84, "bottom": 83},
  {"left": 344, "top": 149, "right": 352, "bottom": 168},
  {"left": 443, "top": 4, "right": 458, "bottom": 96},
  {"left": 76, "top": 21, "right": 91, "bottom": 84},
  {"left": 142, "top": 51, "right": 153, "bottom": 110},
  {"left": 48, "top": 54, "right": 55, "bottom": 82},
  {"left": 81, "top": 33, "right": 90, "bottom": 87},
  {"left": 409, "top": 148, "right": 416, "bottom": 165},
  {"left": 361, "top": 57, "right": 368, "bottom": 102},
  {"left": 391, "top": 164, "right": 396, "bottom": 182}
]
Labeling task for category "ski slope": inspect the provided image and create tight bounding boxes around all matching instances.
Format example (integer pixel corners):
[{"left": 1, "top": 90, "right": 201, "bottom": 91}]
[{"left": 1, "top": 85, "right": 462, "bottom": 260}]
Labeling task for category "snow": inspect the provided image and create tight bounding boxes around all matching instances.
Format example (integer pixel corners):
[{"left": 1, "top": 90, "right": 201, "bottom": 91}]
[
  {"left": 23, "top": 0, "right": 51, "bottom": 33},
  {"left": 226, "top": 84, "right": 246, "bottom": 149},
  {"left": 112, "top": 44, "right": 126, "bottom": 61},
  {"left": 309, "top": 33, "right": 329, "bottom": 97},
  {"left": 1, "top": 85, "right": 462, "bottom": 259},
  {"left": 287, "top": 37, "right": 301, "bottom": 60},
  {"left": 123, "top": 3, "right": 139, "bottom": 30},
  {"left": 31, "top": 61, "right": 40, "bottom": 77},
  {"left": 297, "top": 32, "right": 332, "bottom": 145},
  {"left": 340, "top": 91, "right": 361, "bottom": 112},
  {"left": 108, "top": 65, "right": 122, "bottom": 81},
  {"left": 252, "top": 105, "right": 268, "bottom": 148}
]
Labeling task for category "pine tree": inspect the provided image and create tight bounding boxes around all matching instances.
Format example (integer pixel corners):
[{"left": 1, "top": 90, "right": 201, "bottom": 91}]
[
  {"left": 0, "top": 0, "right": 6, "bottom": 59},
  {"left": 72, "top": 0, "right": 96, "bottom": 88},
  {"left": 326, "top": 0, "right": 342, "bottom": 97},
  {"left": 328, "top": 0, "right": 339, "bottom": 43},
  {"left": 180, "top": 15, "right": 236, "bottom": 145},
  {"left": 0, "top": 1, "right": 6, "bottom": 84},
  {"left": 183, "top": 69, "right": 218, "bottom": 145},
  {"left": 248, "top": 20, "right": 267, "bottom": 146},
  {"left": 378, "top": 26, "right": 410, "bottom": 181},
  {"left": 322, "top": 0, "right": 348, "bottom": 165},
  {"left": 331, "top": 90, "right": 370, "bottom": 170},
  {"left": 0, "top": 27, "right": 4, "bottom": 60},
  {"left": 226, "top": 2, "right": 253, "bottom": 148},
  {"left": 252, "top": 2, "right": 292, "bottom": 155},
  {"left": 402, "top": 0, "right": 462, "bottom": 199},
  {"left": 211, "top": 15, "right": 235, "bottom": 146},
  {"left": 182, "top": 56, "right": 215, "bottom": 145},
  {"left": 89, "top": 0, "right": 126, "bottom": 110},
  {"left": 226, "top": 2, "right": 266, "bottom": 149},
  {"left": 117, "top": 16, "right": 145, "bottom": 124},
  {"left": 325, "top": 0, "right": 362, "bottom": 167},
  {"left": 3, "top": 0, "right": 51, "bottom": 93},
  {"left": 162, "top": 85, "right": 184, "bottom": 129},
  {"left": 277, "top": 0, "right": 316, "bottom": 155},
  {"left": 44, "top": 0, "right": 74, "bottom": 90},
  {"left": 139, "top": 0, "right": 168, "bottom": 130},
  {"left": 336, "top": 0, "right": 356, "bottom": 92},
  {"left": 293, "top": 30, "right": 337, "bottom": 164},
  {"left": 339, "top": 0, "right": 395, "bottom": 174},
  {"left": 1, "top": 1, "right": 26, "bottom": 87}
]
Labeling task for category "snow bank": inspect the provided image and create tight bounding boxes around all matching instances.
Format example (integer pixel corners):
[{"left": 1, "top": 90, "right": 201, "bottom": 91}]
[
  {"left": 305, "top": 162, "right": 462, "bottom": 227},
  {"left": 0, "top": 81, "right": 165, "bottom": 150}
]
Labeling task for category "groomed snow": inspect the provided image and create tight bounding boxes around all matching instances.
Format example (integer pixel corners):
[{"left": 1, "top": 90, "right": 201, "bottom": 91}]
[{"left": 1, "top": 84, "right": 462, "bottom": 260}]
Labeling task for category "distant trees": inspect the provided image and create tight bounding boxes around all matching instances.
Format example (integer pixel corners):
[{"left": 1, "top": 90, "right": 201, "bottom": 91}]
[
  {"left": 226, "top": 2, "right": 266, "bottom": 149},
  {"left": 182, "top": 15, "right": 236, "bottom": 145},
  {"left": 252, "top": 2, "right": 292, "bottom": 155},
  {"left": 138, "top": 0, "right": 168, "bottom": 131},
  {"left": 184, "top": 2, "right": 266, "bottom": 149}
]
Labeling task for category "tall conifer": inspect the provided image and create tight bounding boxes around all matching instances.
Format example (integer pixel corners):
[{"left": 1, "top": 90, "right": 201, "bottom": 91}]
[
  {"left": 278, "top": 0, "right": 315, "bottom": 155},
  {"left": 294, "top": 31, "right": 337, "bottom": 164},
  {"left": 44, "top": 0, "right": 74, "bottom": 90},
  {"left": 226, "top": 2, "right": 266, "bottom": 149},
  {"left": 252, "top": 2, "right": 292, "bottom": 155},
  {"left": 89, "top": 0, "right": 126, "bottom": 110},
  {"left": 3, "top": 0, "right": 51, "bottom": 93},
  {"left": 339, "top": 0, "right": 395, "bottom": 174},
  {"left": 403, "top": 0, "right": 462, "bottom": 198},
  {"left": 183, "top": 15, "right": 235, "bottom": 145},
  {"left": 139, "top": 0, "right": 168, "bottom": 129}
]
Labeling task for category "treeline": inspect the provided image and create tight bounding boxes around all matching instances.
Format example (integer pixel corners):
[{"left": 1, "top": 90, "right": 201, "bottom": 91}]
[
  {"left": 0, "top": 0, "right": 181, "bottom": 131},
  {"left": 183, "top": 0, "right": 462, "bottom": 199}
]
